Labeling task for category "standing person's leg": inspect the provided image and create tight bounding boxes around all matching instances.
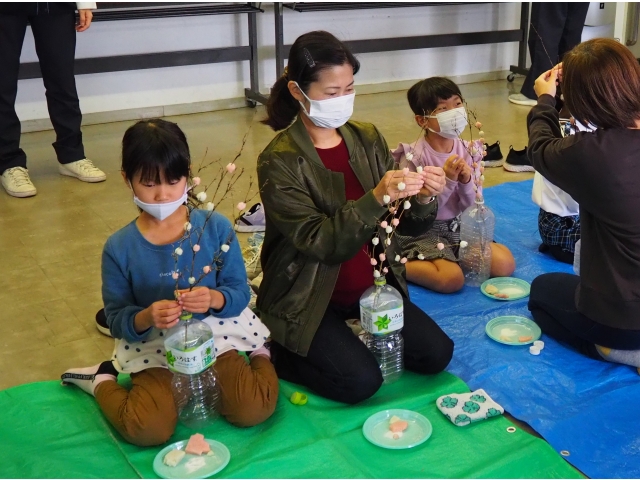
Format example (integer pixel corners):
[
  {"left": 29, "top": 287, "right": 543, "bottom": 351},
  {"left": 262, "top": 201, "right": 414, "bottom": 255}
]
[
  {"left": 30, "top": 11, "right": 106, "bottom": 181},
  {"left": 29, "top": 12, "right": 84, "bottom": 163},
  {"left": 0, "top": 13, "right": 28, "bottom": 173},
  {"left": 558, "top": 3, "right": 590, "bottom": 58},
  {"left": 0, "top": 13, "right": 37, "bottom": 197},
  {"left": 518, "top": 3, "right": 568, "bottom": 100},
  {"left": 401, "top": 300, "right": 453, "bottom": 374},
  {"left": 272, "top": 303, "right": 384, "bottom": 404},
  {"left": 215, "top": 350, "right": 279, "bottom": 427}
]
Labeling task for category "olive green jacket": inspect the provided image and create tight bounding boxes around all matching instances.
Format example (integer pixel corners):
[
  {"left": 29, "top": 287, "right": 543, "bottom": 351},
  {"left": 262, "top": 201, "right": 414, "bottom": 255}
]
[{"left": 256, "top": 117, "right": 438, "bottom": 356}]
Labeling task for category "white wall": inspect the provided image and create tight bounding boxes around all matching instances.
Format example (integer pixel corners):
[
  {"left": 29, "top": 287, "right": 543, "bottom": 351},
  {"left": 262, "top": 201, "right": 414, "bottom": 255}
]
[{"left": 15, "top": 2, "right": 521, "bottom": 124}]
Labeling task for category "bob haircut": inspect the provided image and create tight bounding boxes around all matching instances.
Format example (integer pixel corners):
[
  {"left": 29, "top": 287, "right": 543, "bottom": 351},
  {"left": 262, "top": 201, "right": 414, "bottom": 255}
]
[
  {"left": 407, "top": 77, "right": 464, "bottom": 117},
  {"left": 121, "top": 119, "right": 191, "bottom": 184},
  {"left": 563, "top": 38, "right": 640, "bottom": 129}
]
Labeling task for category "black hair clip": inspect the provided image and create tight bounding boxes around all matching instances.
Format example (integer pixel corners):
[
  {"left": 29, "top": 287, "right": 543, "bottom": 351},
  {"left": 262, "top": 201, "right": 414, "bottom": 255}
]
[{"left": 303, "top": 48, "right": 316, "bottom": 68}]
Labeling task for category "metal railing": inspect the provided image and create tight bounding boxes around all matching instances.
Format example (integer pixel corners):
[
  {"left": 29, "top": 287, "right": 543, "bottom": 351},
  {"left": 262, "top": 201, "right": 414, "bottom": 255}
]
[{"left": 626, "top": 2, "right": 639, "bottom": 47}]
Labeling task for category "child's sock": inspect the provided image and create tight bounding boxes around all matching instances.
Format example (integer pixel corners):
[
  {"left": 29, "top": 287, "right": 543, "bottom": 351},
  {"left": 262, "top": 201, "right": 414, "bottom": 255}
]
[
  {"left": 249, "top": 344, "right": 271, "bottom": 360},
  {"left": 61, "top": 361, "right": 118, "bottom": 396},
  {"left": 596, "top": 345, "right": 640, "bottom": 368}
]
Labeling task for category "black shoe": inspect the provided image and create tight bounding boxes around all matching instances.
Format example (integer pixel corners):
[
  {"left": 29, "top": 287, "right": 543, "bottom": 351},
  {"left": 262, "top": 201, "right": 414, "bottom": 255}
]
[
  {"left": 483, "top": 141, "right": 504, "bottom": 167},
  {"left": 95, "top": 308, "right": 112, "bottom": 337},
  {"left": 503, "top": 145, "right": 534, "bottom": 173}
]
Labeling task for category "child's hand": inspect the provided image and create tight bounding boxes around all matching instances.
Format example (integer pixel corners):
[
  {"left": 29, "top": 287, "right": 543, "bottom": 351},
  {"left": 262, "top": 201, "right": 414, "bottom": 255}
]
[
  {"left": 534, "top": 67, "right": 558, "bottom": 98},
  {"left": 137, "top": 300, "right": 182, "bottom": 331},
  {"left": 458, "top": 161, "right": 472, "bottom": 184},
  {"left": 443, "top": 154, "right": 464, "bottom": 181},
  {"left": 176, "top": 287, "right": 213, "bottom": 314}
]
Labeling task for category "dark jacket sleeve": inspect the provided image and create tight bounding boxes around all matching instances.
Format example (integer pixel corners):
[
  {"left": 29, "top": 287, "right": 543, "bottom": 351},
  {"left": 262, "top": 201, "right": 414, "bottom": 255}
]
[{"left": 527, "top": 94, "right": 592, "bottom": 208}]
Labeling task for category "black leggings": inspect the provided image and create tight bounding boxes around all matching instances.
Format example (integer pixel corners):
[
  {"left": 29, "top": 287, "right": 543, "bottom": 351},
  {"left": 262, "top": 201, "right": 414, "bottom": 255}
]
[
  {"left": 272, "top": 299, "right": 454, "bottom": 404},
  {"left": 528, "top": 273, "right": 640, "bottom": 359},
  {"left": 538, "top": 243, "right": 574, "bottom": 265}
]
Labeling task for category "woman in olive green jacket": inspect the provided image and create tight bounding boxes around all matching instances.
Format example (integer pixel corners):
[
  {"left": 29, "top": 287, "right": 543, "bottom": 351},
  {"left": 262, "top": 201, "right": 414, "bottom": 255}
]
[{"left": 257, "top": 31, "right": 454, "bottom": 404}]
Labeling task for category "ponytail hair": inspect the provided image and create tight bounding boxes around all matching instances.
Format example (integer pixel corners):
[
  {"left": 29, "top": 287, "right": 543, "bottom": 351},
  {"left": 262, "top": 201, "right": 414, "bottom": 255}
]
[{"left": 262, "top": 30, "right": 360, "bottom": 131}]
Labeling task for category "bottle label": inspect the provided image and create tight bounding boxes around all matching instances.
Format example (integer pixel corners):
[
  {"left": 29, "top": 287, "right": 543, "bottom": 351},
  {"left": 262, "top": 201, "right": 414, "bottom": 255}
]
[
  {"left": 361, "top": 306, "right": 404, "bottom": 335},
  {"left": 166, "top": 338, "right": 216, "bottom": 374}
]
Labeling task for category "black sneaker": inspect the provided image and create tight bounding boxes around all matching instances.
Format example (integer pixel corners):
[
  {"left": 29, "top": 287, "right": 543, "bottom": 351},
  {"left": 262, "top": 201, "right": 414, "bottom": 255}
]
[
  {"left": 503, "top": 145, "right": 534, "bottom": 173},
  {"left": 483, "top": 141, "right": 504, "bottom": 167},
  {"left": 95, "top": 308, "right": 112, "bottom": 337}
]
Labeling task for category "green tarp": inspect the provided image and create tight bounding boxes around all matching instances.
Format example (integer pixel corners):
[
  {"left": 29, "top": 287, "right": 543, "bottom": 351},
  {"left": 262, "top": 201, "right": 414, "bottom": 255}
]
[{"left": 0, "top": 371, "right": 582, "bottom": 478}]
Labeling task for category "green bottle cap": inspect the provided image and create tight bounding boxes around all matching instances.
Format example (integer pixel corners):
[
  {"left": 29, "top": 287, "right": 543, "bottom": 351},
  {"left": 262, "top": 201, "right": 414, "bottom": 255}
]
[
  {"left": 179, "top": 311, "right": 193, "bottom": 321},
  {"left": 374, "top": 276, "right": 387, "bottom": 287}
]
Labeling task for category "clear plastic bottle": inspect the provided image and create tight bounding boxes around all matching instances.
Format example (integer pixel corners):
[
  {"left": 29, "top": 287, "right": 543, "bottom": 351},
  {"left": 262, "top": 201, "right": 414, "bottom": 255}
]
[
  {"left": 164, "top": 312, "right": 221, "bottom": 429},
  {"left": 573, "top": 239, "right": 581, "bottom": 276},
  {"left": 459, "top": 197, "right": 495, "bottom": 287},
  {"left": 360, "top": 277, "right": 404, "bottom": 384}
]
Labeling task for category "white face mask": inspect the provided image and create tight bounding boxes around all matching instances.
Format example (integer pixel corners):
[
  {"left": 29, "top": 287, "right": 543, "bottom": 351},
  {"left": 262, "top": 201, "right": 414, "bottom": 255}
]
[
  {"left": 428, "top": 107, "right": 468, "bottom": 139},
  {"left": 295, "top": 82, "right": 355, "bottom": 129},
  {"left": 131, "top": 184, "right": 188, "bottom": 221}
]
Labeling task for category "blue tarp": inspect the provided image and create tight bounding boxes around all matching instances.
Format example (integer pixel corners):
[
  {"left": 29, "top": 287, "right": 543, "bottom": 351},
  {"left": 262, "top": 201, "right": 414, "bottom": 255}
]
[{"left": 410, "top": 179, "right": 640, "bottom": 479}]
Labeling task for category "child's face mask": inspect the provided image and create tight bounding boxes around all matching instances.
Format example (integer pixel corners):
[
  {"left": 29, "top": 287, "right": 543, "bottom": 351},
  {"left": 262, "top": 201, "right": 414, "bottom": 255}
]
[
  {"left": 130, "top": 182, "right": 188, "bottom": 221},
  {"left": 428, "top": 107, "right": 468, "bottom": 139},
  {"left": 295, "top": 82, "right": 355, "bottom": 129}
]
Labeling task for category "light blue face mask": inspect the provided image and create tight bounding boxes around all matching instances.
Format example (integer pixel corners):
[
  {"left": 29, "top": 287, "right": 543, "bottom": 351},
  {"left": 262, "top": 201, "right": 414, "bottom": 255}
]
[{"left": 131, "top": 183, "right": 188, "bottom": 221}]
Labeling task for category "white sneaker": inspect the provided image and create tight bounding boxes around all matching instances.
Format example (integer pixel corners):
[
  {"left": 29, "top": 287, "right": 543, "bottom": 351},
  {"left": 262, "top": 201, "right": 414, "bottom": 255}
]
[
  {"left": 59, "top": 158, "right": 106, "bottom": 183},
  {"left": 508, "top": 93, "right": 537, "bottom": 107},
  {"left": 1, "top": 167, "right": 37, "bottom": 197},
  {"left": 235, "top": 202, "right": 265, "bottom": 232}
]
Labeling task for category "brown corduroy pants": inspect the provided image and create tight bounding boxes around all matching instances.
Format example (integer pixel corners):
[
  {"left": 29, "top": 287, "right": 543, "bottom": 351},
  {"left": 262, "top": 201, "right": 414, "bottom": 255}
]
[{"left": 94, "top": 351, "right": 278, "bottom": 446}]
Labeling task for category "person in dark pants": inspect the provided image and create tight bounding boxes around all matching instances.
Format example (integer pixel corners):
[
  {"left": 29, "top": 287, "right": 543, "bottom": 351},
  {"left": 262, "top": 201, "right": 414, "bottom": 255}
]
[
  {"left": 257, "top": 31, "right": 453, "bottom": 405},
  {"left": 0, "top": 2, "right": 106, "bottom": 198},
  {"left": 527, "top": 38, "right": 640, "bottom": 371},
  {"left": 509, "top": 2, "right": 590, "bottom": 106}
]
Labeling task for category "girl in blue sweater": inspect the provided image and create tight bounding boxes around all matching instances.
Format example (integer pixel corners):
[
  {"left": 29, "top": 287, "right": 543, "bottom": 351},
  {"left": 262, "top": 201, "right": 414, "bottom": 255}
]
[{"left": 61, "top": 119, "right": 278, "bottom": 446}]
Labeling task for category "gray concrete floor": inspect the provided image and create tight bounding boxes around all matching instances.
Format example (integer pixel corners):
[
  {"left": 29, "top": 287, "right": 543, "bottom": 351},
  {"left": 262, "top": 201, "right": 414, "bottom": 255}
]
[{"left": 0, "top": 78, "right": 535, "bottom": 390}]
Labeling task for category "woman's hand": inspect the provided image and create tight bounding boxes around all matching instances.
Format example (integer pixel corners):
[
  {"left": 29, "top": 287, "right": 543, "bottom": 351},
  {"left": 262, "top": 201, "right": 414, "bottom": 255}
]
[
  {"left": 76, "top": 10, "right": 93, "bottom": 32},
  {"left": 555, "top": 63, "right": 563, "bottom": 83},
  {"left": 534, "top": 67, "right": 559, "bottom": 99},
  {"left": 418, "top": 166, "right": 446, "bottom": 198},
  {"left": 373, "top": 170, "right": 424, "bottom": 205},
  {"left": 176, "top": 287, "right": 219, "bottom": 313},
  {"left": 443, "top": 154, "right": 467, "bottom": 181},
  {"left": 136, "top": 300, "right": 182, "bottom": 332}
]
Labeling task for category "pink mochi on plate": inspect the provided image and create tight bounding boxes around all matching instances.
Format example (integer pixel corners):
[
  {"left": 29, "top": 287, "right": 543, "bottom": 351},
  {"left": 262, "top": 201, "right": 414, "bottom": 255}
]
[{"left": 185, "top": 433, "right": 211, "bottom": 455}]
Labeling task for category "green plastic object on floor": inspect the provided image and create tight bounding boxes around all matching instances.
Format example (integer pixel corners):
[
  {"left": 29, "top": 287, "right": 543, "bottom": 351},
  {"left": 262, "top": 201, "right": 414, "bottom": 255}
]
[{"left": 0, "top": 371, "right": 583, "bottom": 478}]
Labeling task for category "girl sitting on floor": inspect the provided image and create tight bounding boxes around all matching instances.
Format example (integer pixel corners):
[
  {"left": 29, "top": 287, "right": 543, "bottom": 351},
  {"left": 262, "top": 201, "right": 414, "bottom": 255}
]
[
  {"left": 61, "top": 119, "right": 278, "bottom": 446},
  {"left": 391, "top": 77, "right": 515, "bottom": 293},
  {"left": 527, "top": 38, "right": 640, "bottom": 370},
  {"left": 534, "top": 118, "right": 595, "bottom": 264}
]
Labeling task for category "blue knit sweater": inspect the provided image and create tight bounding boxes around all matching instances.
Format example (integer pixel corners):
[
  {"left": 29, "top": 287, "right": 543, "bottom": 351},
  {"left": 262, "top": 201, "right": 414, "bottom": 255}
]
[{"left": 102, "top": 209, "right": 249, "bottom": 343}]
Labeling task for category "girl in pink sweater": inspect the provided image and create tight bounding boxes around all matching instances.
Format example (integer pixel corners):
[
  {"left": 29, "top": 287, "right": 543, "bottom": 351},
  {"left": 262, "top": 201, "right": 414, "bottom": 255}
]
[{"left": 392, "top": 77, "right": 515, "bottom": 293}]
